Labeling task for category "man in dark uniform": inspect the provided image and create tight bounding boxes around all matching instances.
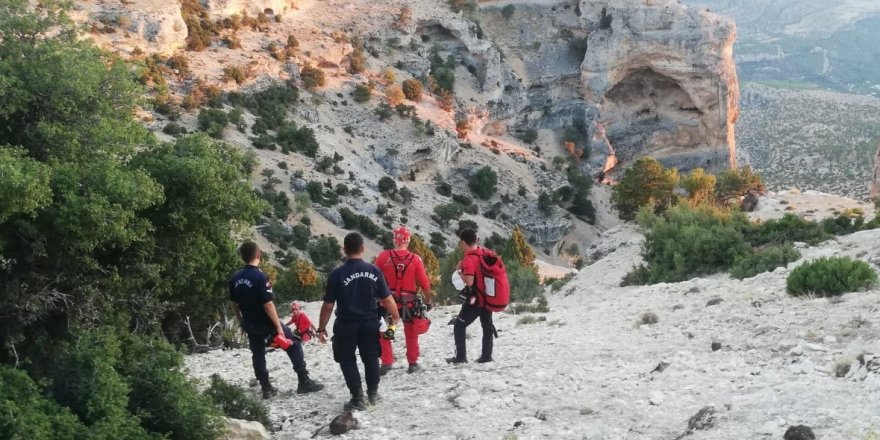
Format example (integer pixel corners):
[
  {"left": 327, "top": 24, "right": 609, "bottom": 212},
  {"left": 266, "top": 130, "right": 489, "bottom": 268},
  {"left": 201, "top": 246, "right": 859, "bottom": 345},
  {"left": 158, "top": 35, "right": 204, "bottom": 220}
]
[
  {"left": 317, "top": 233, "right": 400, "bottom": 411},
  {"left": 229, "top": 241, "right": 324, "bottom": 399}
]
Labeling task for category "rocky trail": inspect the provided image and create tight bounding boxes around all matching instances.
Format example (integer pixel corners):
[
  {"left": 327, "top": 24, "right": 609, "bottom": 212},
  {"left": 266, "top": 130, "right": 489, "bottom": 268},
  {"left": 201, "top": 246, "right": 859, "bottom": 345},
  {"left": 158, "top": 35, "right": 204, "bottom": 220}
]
[{"left": 187, "top": 210, "right": 880, "bottom": 440}]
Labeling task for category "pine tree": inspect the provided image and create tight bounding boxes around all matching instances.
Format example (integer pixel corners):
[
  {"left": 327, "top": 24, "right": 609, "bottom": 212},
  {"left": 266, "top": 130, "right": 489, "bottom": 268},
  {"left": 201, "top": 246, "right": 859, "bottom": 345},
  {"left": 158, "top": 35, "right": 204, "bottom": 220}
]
[{"left": 409, "top": 235, "right": 440, "bottom": 288}]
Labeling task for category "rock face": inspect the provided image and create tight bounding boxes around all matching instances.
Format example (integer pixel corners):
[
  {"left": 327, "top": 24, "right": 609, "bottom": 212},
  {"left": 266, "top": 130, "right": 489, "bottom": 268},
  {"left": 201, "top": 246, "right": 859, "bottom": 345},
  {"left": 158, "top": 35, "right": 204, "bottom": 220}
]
[
  {"left": 83, "top": 0, "right": 188, "bottom": 54},
  {"left": 200, "top": 0, "right": 295, "bottom": 20},
  {"left": 579, "top": 0, "right": 739, "bottom": 172},
  {"left": 870, "top": 143, "right": 880, "bottom": 199},
  {"left": 222, "top": 418, "right": 269, "bottom": 440}
]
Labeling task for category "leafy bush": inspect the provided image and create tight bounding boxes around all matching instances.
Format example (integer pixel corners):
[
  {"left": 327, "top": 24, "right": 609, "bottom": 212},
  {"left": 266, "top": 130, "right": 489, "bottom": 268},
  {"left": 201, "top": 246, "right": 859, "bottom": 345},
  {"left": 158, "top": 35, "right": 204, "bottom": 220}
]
[
  {"left": 275, "top": 259, "right": 324, "bottom": 302},
  {"left": 163, "top": 122, "right": 186, "bottom": 136},
  {"left": 523, "top": 128, "right": 538, "bottom": 144},
  {"left": 375, "top": 103, "right": 394, "bottom": 121},
  {"left": 300, "top": 64, "right": 326, "bottom": 89},
  {"left": 433, "top": 203, "right": 464, "bottom": 226},
  {"left": 612, "top": 157, "right": 679, "bottom": 220},
  {"left": 352, "top": 84, "right": 372, "bottom": 103},
  {"left": 275, "top": 123, "right": 319, "bottom": 157},
  {"left": 0, "top": 366, "right": 83, "bottom": 440},
  {"left": 338, "top": 207, "right": 385, "bottom": 240},
  {"left": 349, "top": 46, "right": 366, "bottom": 74},
  {"left": 205, "top": 374, "right": 270, "bottom": 427},
  {"left": 623, "top": 204, "right": 753, "bottom": 285},
  {"left": 730, "top": 245, "right": 801, "bottom": 280},
  {"left": 378, "top": 176, "right": 397, "bottom": 195},
  {"left": 222, "top": 65, "right": 247, "bottom": 84},
  {"left": 679, "top": 168, "right": 716, "bottom": 205},
  {"left": 197, "top": 108, "right": 228, "bottom": 138},
  {"left": 435, "top": 177, "right": 452, "bottom": 196},
  {"left": 242, "top": 83, "right": 299, "bottom": 133},
  {"left": 309, "top": 235, "right": 342, "bottom": 269},
  {"left": 402, "top": 79, "right": 423, "bottom": 101},
  {"left": 502, "top": 4, "right": 515, "bottom": 20},
  {"left": 468, "top": 166, "right": 498, "bottom": 199},
  {"left": 432, "top": 67, "right": 455, "bottom": 93},
  {"left": 746, "top": 214, "right": 831, "bottom": 247},
  {"left": 786, "top": 257, "right": 878, "bottom": 297},
  {"left": 386, "top": 84, "right": 405, "bottom": 106}
]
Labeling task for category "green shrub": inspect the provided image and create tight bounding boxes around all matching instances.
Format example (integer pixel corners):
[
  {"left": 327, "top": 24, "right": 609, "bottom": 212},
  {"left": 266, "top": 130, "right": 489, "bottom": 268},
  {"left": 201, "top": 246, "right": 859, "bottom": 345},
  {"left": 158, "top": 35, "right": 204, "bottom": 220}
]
[
  {"left": 243, "top": 83, "right": 299, "bottom": 133},
  {"left": 338, "top": 207, "right": 386, "bottom": 239},
  {"left": 433, "top": 202, "right": 464, "bottom": 226},
  {"left": 730, "top": 245, "right": 801, "bottom": 280},
  {"left": 275, "top": 123, "right": 319, "bottom": 157},
  {"left": 432, "top": 67, "right": 455, "bottom": 93},
  {"left": 623, "top": 204, "right": 753, "bottom": 285},
  {"left": 0, "top": 366, "right": 83, "bottom": 440},
  {"left": 435, "top": 177, "right": 452, "bottom": 196},
  {"left": 523, "top": 128, "right": 538, "bottom": 144},
  {"left": 197, "top": 108, "right": 228, "bottom": 138},
  {"left": 300, "top": 64, "right": 325, "bottom": 89},
  {"left": 275, "top": 259, "right": 324, "bottom": 301},
  {"left": 352, "top": 84, "right": 372, "bottom": 103},
  {"left": 611, "top": 157, "right": 678, "bottom": 221},
  {"left": 308, "top": 235, "right": 342, "bottom": 269},
  {"left": 205, "top": 374, "right": 269, "bottom": 427},
  {"left": 401, "top": 79, "right": 423, "bottom": 101},
  {"left": 375, "top": 103, "right": 394, "bottom": 121},
  {"left": 747, "top": 214, "right": 831, "bottom": 247},
  {"left": 468, "top": 166, "right": 498, "bottom": 199},
  {"left": 502, "top": 4, "right": 515, "bottom": 20},
  {"left": 163, "top": 122, "right": 186, "bottom": 136},
  {"left": 378, "top": 176, "right": 397, "bottom": 195},
  {"left": 715, "top": 166, "right": 764, "bottom": 202},
  {"left": 787, "top": 257, "right": 878, "bottom": 297},
  {"left": 506, "top": 259, "right": 541, "bottom": 303}
]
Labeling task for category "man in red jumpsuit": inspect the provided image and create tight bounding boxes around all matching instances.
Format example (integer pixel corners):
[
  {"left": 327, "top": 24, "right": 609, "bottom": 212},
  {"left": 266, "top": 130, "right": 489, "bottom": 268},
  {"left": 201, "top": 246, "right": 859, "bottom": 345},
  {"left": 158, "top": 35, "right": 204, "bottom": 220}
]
[
  {"left": 374, "top": 226, "right": 433, "bottom": 374},
  {"left": 285, "top": 302, "right": 317, "bottom": 343}
]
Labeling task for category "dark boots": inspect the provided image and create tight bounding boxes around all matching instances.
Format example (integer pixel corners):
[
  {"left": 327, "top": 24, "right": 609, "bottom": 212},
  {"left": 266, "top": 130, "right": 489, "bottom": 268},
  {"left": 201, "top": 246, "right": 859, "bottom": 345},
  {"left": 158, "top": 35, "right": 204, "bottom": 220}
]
[
  {"left": 296, "top": 370, "right": 324, "bottom": 394},
  {"left": 259, "top": 379, "right": 278, "bottom": 399},
  {"left": 344, "top": 391, "right": 367, "bottom": 411}
]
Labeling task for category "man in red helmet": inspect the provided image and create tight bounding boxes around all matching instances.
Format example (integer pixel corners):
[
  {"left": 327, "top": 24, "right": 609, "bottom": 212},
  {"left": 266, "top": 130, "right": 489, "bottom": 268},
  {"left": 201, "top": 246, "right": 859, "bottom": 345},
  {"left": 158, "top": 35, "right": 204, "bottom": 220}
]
[{"left": 374, "top": 226, "right": 433, "bottom": 374}]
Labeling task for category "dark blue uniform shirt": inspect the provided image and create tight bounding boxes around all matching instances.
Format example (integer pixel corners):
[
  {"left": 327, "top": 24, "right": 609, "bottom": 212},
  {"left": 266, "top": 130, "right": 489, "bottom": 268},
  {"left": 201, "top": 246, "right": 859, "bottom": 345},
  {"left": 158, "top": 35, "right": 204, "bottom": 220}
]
[
  {"left": 229, "top": 265, "right": 274, "bottom": 334},
  {"left": 324, "top": 259, "right": 391, "bottom": 321}
]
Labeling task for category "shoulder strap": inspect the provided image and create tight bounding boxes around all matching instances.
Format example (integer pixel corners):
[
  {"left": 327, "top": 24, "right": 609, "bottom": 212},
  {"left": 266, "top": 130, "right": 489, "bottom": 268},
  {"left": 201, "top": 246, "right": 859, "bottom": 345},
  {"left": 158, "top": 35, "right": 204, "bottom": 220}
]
[{"left": 388, "top": 251, "right": 415, "bottom": 297}]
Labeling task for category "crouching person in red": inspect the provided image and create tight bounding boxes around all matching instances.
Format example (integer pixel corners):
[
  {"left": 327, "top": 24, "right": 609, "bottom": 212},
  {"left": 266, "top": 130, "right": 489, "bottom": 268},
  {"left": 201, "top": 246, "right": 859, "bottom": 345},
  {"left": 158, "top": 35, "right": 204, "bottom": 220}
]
[
  {"left": 374, "top": 226, "right": 433, "bottom": 374},
  {"left": 285, "top": 302, "right": 317, "bottom": 343}
]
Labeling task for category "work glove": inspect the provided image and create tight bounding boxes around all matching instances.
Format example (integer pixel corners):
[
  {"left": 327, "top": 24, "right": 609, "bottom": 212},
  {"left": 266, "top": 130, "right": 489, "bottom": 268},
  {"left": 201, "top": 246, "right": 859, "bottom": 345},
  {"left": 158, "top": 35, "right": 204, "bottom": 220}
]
[{"left": 383, "top": 324, "right": 397, "bottom": 340}]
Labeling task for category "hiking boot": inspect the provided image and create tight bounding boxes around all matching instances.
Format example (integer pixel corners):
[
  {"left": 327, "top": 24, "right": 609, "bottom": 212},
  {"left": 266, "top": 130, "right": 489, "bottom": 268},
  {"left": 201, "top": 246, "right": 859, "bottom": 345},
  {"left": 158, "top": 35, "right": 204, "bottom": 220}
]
[
  {"left": 446, "top": 356, "right": 467, "bottom": 365},
  {"left": 475, "top": 356, "right": 493, "bottom": 364},
  {"left": 407, "top": 363, "right": 422, "bottom": 374},
  {"left": 367, "top": 390, "right": 382, "bottom": 406},
  {"left": 344, "top": 393, "right": 367, "bottom": 411},
  {"left": 297, "top": 377, "right": 324, "bottom": 394},
  {"left": 261, "top": 385, "right": 278, "bottom": 399},
  {"left": 379, "top": 364, "right": 393, "bottom": 376}
]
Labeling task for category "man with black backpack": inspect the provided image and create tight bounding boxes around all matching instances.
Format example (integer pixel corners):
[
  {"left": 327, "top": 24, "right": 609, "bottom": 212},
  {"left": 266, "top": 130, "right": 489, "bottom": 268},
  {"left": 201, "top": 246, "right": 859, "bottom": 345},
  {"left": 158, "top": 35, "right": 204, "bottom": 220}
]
[
  {"left": 446, "top": 228, "right": 509, "bottom": 365},
  {"left": 374, "top": 226, "right": 433, "bottom": 374}
]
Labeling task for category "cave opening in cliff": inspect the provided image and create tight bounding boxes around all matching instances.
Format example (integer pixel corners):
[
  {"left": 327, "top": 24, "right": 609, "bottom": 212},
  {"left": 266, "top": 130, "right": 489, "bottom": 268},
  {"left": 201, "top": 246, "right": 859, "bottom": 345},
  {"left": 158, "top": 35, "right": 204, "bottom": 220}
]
[{"left": 600, "top": 68, "right": 704, "bottom": 160}]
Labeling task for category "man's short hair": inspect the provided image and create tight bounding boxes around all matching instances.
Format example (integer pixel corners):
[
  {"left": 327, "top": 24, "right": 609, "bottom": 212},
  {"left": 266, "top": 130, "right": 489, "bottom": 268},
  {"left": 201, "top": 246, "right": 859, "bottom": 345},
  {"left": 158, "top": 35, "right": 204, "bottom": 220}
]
[
  {"left": 343, "top": 232, "right": 364, "bottom": 255},
  {"left": 459, "top": 228, "right": 478, "bottom": 246},
  {"left": 239, "top": 241, "right": 260, "bottom": 263}
]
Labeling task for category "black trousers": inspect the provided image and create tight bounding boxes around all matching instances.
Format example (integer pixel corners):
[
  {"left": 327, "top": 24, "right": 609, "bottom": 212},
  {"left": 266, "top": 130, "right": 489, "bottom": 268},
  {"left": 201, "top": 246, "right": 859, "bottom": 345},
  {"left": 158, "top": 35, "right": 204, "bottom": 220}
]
[
  {"left": 332, "top": 318, "right": 381, "bottom": 395},
  {"left": 247, "top": 325, "right": 306, "bottom": 385},
  {"left": 454, "top": 302, "right": 494, "bottom": 360}
]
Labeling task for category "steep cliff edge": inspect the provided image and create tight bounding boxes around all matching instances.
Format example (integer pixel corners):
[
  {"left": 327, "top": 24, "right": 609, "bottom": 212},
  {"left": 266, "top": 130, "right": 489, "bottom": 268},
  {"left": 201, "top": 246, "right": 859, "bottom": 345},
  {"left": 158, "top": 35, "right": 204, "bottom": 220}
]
[{"left": 579, "top": 0, "right": 739, "bottom": 172}]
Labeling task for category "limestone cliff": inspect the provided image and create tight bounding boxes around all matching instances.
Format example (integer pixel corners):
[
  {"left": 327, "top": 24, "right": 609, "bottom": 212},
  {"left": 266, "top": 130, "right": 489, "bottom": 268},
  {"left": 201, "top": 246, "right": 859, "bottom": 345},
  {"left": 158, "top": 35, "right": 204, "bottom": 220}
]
[
  {"left": 579, "top": 0, "right": 739, "bottom": 172},
  {"left": 72, "top": 0, "right": 188, "bottom": 55}
]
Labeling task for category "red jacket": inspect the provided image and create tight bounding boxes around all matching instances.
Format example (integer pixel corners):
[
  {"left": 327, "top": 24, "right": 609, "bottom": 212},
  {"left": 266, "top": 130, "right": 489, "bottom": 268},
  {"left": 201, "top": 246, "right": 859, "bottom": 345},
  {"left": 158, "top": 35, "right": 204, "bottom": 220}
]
[
  {"left": 374, "top": 249, "right": 431, "bottom": 300},
  {"left": 286, "top": 313, "right": 315, "bottom": 342}
]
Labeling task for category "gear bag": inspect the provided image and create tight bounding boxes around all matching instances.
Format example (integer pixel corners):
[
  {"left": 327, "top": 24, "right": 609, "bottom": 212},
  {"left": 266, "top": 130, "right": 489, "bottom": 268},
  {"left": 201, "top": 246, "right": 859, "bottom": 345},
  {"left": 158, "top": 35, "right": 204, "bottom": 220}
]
[{"left": 471, "top": 248, "right": 510, "bottom": 312}]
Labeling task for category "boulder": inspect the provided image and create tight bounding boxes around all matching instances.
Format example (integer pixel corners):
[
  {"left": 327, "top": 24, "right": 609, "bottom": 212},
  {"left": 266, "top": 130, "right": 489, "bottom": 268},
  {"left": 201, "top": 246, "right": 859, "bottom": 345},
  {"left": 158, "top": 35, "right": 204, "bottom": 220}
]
[
  {"left": 316, "top": 206, "right": 344, "bottom": 227},
  {"left": 579, "top": 0, "right": 739, "bottom": 172},
  {"left": 222, "top": 418, "right": 269, "bottom": 440},
  {"left": 329, "top": 411, "right": 359, "bottom": 435},
  {"left": 86, "top": 0, "right": 188, "bottom": 54}
]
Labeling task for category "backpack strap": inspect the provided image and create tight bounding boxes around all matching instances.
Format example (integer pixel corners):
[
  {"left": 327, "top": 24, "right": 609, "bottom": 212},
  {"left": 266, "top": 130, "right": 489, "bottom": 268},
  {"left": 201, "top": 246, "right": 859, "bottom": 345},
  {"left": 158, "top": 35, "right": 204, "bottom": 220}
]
[{"left": 388, "top": 250, "right": 415, "bottom": 300}]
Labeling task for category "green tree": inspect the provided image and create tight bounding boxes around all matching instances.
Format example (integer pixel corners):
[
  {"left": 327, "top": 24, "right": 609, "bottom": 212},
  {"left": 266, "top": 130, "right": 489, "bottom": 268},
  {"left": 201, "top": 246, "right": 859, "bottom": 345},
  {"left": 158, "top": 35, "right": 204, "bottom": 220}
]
[
  {"left": 309, "top": 235, "right": 342, "bottom": 269},
  {"left": 275, "top": 259, "right": 324, "bottom": 301},
  {"left": 715, "top": 166, "right": 765, "bottom": 203},
  {"left": 679, "top": 168, "right": 716, "bottom": 205},
  {"left": 611, "top": 157, "right": 679, "bottom": 221},
  {"left": 468, "top": 166, "right": 498, "bottom": 199},
  {"left": 433, "top": 203, "right": 464, "bottom": 226}
]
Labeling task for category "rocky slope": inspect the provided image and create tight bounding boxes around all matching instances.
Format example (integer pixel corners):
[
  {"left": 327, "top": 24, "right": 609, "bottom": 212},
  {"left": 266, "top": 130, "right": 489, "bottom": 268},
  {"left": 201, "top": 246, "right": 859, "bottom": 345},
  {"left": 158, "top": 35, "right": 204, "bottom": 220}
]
[
  {"left": 69, "top": 0, "right": 739, "bottom": 262},
  {"left": 185, "top": 190, "right": 880, "bottom": 439}
]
